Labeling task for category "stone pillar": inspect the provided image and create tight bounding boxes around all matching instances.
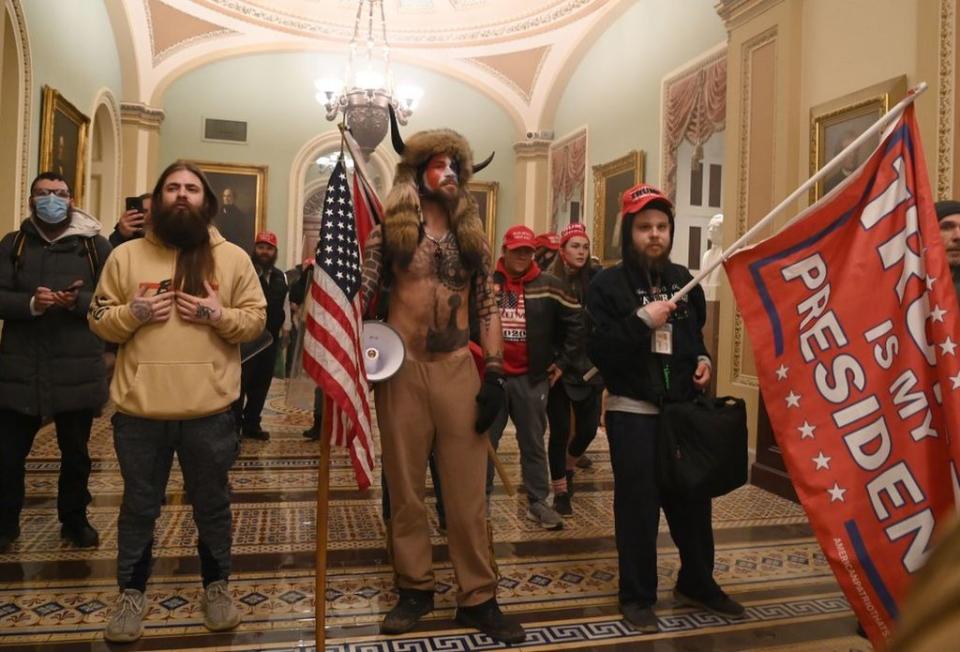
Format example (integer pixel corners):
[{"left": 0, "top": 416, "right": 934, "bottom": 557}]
[
  {"left": 512, "top": 139, "right": 551, "bottom": 234},
  {"left": 119, "top": 102, "right": 164, "bottom": 196}
]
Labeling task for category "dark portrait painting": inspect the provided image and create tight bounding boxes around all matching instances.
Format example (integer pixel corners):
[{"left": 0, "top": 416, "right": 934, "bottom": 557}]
[
  {"left": 192, "top": 162, "right": 267, "bottom": 252},
  {"left": 39, "top": 86, "right": 89, "bottom": 205}
]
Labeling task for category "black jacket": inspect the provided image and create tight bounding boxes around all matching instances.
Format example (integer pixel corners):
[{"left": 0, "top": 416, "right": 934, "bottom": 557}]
[
  {"left": 493, "top": 265, "right": 584, "bottom": 383},
  {"left": 586, "top": 261, "right": 708, "bottom": 405},
  {"left": 547, "top": 259, "right": 604, "bottom": 391},
  {"left": 255, "top": 263, "right": 288, "bottom": 337},
  {"left": 0, "top": 214, "right": 112, "bottom": 416}
]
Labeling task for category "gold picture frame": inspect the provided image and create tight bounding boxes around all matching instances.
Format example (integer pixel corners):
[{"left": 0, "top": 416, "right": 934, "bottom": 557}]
[
  {"left": 39, "top": 86, "right": 90, "bottom": 206},
  {"left": 191, "top": 161, "right": 267, "bottom": 252},
  {"left": 810, "top": 75, "right": 907, "bottom": 201},
  {"left": 592, "top": 150, "right": 645, "bottom": 266},
  {"left": 468, "top": 180, "right": 499, "bottom": 251}
]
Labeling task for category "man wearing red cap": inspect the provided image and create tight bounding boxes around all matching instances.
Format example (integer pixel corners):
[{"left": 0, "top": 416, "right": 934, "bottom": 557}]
[
  {"left": 586, "top": 184, "right": 744, "bottom": 633},
  {"left": 233, "top": 230, "right": 288, "bottom": 440},
  {"left": 534, "top": 231, "right": 560, "bottom": 270},
  {"left": 488, "top": 225, "right": 583, "bottom": 530}
]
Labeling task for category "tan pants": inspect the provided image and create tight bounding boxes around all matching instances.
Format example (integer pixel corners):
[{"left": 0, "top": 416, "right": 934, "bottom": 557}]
[{"left": 375, "top": 349, "right": 497, "bottom": 606}]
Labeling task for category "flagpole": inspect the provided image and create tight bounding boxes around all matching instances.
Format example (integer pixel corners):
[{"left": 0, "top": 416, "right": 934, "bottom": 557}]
[
  {"left": 670, "top": 81, "right": 928, "bottom": 303},
  {"left": 314, "top": 407, "right": 331, "bottom": 650}
]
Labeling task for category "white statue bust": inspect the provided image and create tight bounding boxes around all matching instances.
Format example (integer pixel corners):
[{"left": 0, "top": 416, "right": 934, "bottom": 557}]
[{"left": 700, "top": 213, "right": 724, "bottom": 301}]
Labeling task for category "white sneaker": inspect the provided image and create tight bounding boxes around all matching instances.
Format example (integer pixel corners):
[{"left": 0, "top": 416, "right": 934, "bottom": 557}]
[
  {"left": 202, "top": 580, "right": 241, "bottom": 632},
  {"left": 104, "top": 589, "right": 146, "bottom": 643},
  {"left": 526, "top": 500, "right": 564, "bottom": 530}
]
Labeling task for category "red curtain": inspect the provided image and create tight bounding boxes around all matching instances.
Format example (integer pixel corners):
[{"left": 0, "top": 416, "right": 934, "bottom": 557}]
[{"left": 663, "top": 57, "right": 727, "bottom": 201}]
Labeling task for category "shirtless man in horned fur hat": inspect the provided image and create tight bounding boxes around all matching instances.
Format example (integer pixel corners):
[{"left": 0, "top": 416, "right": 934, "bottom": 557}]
[{"left": 360, "top": 110, "right": 525, "bottom": 644}]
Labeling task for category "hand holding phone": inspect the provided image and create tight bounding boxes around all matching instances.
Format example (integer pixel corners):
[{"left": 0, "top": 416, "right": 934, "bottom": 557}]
[{"left": 119, "top": 197, "right": 146, "bottom": 238}]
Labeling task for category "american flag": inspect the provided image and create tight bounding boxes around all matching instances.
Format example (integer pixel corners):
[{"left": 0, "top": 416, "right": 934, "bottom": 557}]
[{"left": 303, "top": 157, "right": 375, "bottom": 490}]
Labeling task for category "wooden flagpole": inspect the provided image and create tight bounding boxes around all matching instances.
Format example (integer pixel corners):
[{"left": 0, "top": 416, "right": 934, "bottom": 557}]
[{"left": 314, "top": 405, "right": 331, "bottom": 650}]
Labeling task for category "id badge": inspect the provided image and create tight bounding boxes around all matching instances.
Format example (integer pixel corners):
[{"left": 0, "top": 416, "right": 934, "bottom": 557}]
[{"left": 652, "top": 323, "right": 673, "bottom": 355}]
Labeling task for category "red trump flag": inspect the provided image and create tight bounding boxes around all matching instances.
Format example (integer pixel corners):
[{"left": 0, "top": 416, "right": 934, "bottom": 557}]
[{"left": 724, "top": 105, "right": 960, "bottom": 645}]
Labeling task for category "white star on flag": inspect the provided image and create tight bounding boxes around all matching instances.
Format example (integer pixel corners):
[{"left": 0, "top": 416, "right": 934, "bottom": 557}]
[
  {"left": 798, "top": 422, "right": 816, "bottom": 439},
  {"left": 939, "top": 337, "right": 957, "bottom": 356},
  {"left": 785, "top": 391, "right": 801, "bottom": 408},
  {"left": 930, "top": 304, "right": 947, "bottom": 322},
  {"left": 951, "top": 371, "right": 960, "bottom": 390},
  {"left": 925, "top": 275, "right": 936, "bottom": 290},
  {"left": 828, "top": 483, "right": 847, "bottom": 502},
  {"left": 775, "top": 365, "right": 789, "bottom": 380},
  {"left": 813, "top": 451, "right": 831, "bottom": 470}
]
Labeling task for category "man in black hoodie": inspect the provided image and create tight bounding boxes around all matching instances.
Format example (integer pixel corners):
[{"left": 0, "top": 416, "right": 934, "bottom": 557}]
[
  {"left": 586, "top": 184, "right": 744, "bottom": 634},
  {"left": 936, "top": 200, "right": 960, "bottom": 298}
]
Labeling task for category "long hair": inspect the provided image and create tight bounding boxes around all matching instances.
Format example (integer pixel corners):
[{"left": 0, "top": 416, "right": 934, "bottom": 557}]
[
  {"left": 151, "top": 161, "right": 219, "bottom": 296},
  {"left": 547, "top": 245, "right": 591, "bottom": 301}
]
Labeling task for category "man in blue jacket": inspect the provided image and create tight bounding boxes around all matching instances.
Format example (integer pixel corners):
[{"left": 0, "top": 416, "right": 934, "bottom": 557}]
[{"left": 586, "top": 184, "right": 744, "bottom": 633}]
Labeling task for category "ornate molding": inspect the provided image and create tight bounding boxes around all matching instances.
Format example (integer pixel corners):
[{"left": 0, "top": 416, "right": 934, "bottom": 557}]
[
  {"left": 938, "top": 0, "right": 956, "bottom": 199},
  {"left": 5, "top": 0, "right": 32, "bottom": 223},
  {"left": 196, "top": 0, "right": 600, "bottom": 46},
  {"left": 715, "top": 0, "right": 787, "bottom": 30},
  {"left": 466, "top": 46, "right": 551, "bottom": 104},
  {"left": 120, "top": 102, "right": 166, "bottom": 129},
  {"left": 513, "top": 139, "right": 552, "bottom": 159},
  {"left": 730, "top": 26, "right": 777, "bottom": 388}
]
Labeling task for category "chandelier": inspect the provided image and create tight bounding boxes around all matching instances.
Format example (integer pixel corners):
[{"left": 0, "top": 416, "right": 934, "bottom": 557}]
[{"left": 315, "top": 0, "right": 423, "bottom": 158}]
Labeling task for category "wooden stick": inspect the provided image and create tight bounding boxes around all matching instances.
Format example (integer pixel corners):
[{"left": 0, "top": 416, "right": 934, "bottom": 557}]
[
  {"left": 314, "top": 401, "right": 331, "bottom": 649},
  {"left": 486, "top": 437, "right": 515, "bottom": 496}
]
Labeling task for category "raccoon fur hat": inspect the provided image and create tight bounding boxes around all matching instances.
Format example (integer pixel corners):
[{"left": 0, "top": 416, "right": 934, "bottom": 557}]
[{"left": 383, "top": 107, "right": 494, "bottom": 271}]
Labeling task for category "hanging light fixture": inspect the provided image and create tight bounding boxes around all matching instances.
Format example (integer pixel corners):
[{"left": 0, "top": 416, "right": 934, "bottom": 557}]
[{"left": 315, "top": 0, "right": 423, "bottom": 158}]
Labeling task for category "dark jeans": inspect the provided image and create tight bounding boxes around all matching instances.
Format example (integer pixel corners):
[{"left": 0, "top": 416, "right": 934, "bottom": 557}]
[
  {"left": 234, "top": 340, "right": 279, "bottom": 432},
  {"left": 0, "top": 408, "right": 94, "bottom": 530},
  {"left": 546, "top": 383, "right": 602, "bottom": 481},
  {"left": 113, "top": 411, "right": 238, "bottom": 591},
  {"left": 606, "top": 410, "right": 720, "bottom": 607}
]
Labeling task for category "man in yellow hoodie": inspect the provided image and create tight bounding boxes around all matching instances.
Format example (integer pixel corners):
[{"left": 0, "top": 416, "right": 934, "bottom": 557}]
[{"left": 88, "top": 161, "right": 266, "bottom": 643}]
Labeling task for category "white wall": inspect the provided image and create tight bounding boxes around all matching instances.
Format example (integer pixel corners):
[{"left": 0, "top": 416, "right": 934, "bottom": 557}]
[{"left": 159, "top": 51, "right": 519, "bottom": 264}]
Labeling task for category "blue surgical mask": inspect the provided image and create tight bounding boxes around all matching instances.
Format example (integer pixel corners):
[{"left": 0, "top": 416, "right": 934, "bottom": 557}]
[{"left": 33, "top": 194, "right": 70, "bottom": 224}]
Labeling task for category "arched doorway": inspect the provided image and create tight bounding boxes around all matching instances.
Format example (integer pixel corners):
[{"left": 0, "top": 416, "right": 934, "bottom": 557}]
[
  {"left": 87, "top": 93, "right": 121, "bottom": 227},
  {"left": 0, "top": 0, "right": 30, "bottom": 231},
  {"left": 286, "top": 131, "right": 397, "bottom": 269}
]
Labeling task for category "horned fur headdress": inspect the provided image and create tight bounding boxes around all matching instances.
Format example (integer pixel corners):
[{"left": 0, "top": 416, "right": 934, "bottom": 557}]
[{"left": 383, "top": 105, "right": 494, "bottom": 271}]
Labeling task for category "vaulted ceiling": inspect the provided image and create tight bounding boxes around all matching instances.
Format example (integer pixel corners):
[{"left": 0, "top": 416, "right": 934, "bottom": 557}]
[{"left": 110, "top": 0, "right": 634, "bottom": 130}]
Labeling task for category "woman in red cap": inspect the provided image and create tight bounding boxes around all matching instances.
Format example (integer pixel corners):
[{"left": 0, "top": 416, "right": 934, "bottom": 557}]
[{"left": 544, "top": 223, "right": 603, "bottom": 515}]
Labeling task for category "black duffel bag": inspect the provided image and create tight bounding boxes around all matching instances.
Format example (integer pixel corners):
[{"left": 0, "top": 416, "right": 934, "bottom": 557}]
[{"left": 656, "top": 395, "right": 748, "bottom": 498}]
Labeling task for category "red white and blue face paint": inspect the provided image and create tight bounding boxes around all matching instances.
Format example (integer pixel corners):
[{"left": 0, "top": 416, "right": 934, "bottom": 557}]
[{"left": 422, "top": 154, "right": 458, "bottom": 193}]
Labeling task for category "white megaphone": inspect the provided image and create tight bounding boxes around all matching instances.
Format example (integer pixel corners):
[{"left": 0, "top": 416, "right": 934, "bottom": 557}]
[{"left": 361, "top": 320, "right": 405, "bottom": 382}]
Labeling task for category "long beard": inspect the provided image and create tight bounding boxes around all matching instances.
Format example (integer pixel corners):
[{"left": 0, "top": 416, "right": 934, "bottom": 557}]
[
  {"left": 254, "top": 251, "right": 277, "bottom": 269},
  {"left": 627, "top": 245, "right": 671, "bottom": 278},
  {"left": 154, "top": 203, "right": 210, "bottom": 250}
]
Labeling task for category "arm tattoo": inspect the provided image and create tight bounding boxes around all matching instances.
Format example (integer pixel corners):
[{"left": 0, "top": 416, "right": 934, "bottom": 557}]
[
  {"left": 361, "top": 227, "right": 384, "bottom": 312},
  {"left": 131, "top": 299, "right": 153, "bottom": 323},
  {"left": 473, "top": 243, "right": 503, "bottom": 373}
]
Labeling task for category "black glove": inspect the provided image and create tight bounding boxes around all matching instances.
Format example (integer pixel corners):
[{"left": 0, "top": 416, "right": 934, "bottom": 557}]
[{"left": 475, "top": 371, "right": 506, "bottom": 434}]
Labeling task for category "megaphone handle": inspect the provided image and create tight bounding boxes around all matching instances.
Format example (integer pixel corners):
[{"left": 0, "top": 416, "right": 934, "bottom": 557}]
[{"left": 485, "top": 435, "right": 515, "bottom": 497}]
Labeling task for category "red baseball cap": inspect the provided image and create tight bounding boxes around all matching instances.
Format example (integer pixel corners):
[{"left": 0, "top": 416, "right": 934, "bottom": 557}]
[
  {"left": 255, "top": 231, "right": 278, "bottom": 248},
  {"left": 535, "top": 232, "right": 560, "bottom": 250},
  {"left": 503, "top": 225, "right": 537, "bottom": 250},
  {"left": 560, "top": 223, "right": 588, "bottom": 247},
  {"left": 620, "top": 183, "right": 673, "bottom": 219}
]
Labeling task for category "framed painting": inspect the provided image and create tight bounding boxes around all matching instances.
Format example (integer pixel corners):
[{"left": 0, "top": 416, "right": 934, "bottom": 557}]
[
  {"left": 592, "top": 150, "right": 645, "bottom": 266},
  {"left": 549, "top": 128, "right": 588, "bottom": 232},
  {"left": 810, "top": 75, "right": 906, "bottom": 201},
  {"left": 192, "top": 161, "right": 267, "bottom": 252},
  {"left": 468, "top": 180, "right": 498, "bottom": 251},
  {"left": 39, "top": 86, "right": 90, "bottom": 206}
]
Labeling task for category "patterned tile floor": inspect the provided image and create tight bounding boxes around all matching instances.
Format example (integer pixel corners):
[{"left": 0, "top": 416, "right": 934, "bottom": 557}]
[{"left": 0, "top": 380, "right": 870, "bottom": 651}]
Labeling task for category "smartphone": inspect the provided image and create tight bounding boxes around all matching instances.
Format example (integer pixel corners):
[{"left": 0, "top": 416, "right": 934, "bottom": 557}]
[
  {"left": 56, "top": 280, "right": 83, "bottom": 293},
  {"left": 125, "top": 196, "right": 144, "bottom": 213}
]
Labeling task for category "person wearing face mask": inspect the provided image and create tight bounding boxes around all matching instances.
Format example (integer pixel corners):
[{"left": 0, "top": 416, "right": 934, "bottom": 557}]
[
  {"left": 233, "top": 231, "right": 288, "bottom": 440},
  {"left": 0, "top": 172, "right": 113, "bottom": 552},
  {"left": 544, "top": 223, "right": 603, "bottom": 516}
]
